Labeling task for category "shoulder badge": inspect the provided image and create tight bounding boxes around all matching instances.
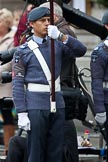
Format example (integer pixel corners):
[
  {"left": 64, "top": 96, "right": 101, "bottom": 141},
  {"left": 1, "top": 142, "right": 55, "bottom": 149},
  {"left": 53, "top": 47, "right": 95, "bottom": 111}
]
[
  {"left": 91, "top": 46, "right": 99, "bottom": 62},
  {"left": 15, "top": 56, "right": 20, "bottom": 63}
]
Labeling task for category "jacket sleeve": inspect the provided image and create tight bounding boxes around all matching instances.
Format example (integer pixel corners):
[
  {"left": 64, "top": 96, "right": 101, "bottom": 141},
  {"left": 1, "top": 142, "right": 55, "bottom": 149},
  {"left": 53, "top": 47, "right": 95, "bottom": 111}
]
[
  {"left": 12, "top": 49, "right": 26, "bottom": 113},
  {"left": 90, "top": 47, "right": 106, "bottom": 113},
  {"left": 64, "top": 35, "right": 87, "bottom": 58}
]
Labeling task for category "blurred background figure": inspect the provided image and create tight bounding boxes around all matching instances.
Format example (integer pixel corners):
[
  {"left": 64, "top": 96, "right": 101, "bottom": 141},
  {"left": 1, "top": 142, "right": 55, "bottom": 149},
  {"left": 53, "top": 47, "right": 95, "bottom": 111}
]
[
  {"left": 0, "top": 8, "right": 15, "bottom": 50},
  {"left": 12, "top": 8, "right": 23, "bottom": 32},
  {"left": 13, "top": 4, "right": 35, "bottom": 47},
  {"left": 0, "top": 8, "right": 16, "bottom": 155}
]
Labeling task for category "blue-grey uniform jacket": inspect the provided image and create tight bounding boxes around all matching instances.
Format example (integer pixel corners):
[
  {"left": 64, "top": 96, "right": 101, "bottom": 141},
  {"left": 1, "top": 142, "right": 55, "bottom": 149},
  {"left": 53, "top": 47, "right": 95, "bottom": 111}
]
[
  {"left": 12, "top": 35, "right": 87, "bottom": 113},
  {"left": 91, "top": 38, "right": 108, "bottom": 113}
]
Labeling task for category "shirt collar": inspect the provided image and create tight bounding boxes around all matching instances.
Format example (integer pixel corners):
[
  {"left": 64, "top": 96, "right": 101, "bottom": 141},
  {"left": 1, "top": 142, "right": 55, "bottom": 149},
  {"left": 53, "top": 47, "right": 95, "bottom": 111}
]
[{"left": 33, "top": 35, "right": 47, "bottom": 44}]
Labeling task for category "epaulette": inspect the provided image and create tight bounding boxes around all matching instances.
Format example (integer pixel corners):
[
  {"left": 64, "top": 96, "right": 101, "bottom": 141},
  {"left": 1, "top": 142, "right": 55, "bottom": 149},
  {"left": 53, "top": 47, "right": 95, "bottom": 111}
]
[
  {"left": 20, "top": 43, "right": 28, "bottom": 49},
  {"left": 93, "top": 46, "right": 99, "bottom": 51},
  {"left": 92, "top": 46, "right": 100, "bottom": 55},
  {"left": 92, "top": 43, "right": 104, "bottom": 53}
]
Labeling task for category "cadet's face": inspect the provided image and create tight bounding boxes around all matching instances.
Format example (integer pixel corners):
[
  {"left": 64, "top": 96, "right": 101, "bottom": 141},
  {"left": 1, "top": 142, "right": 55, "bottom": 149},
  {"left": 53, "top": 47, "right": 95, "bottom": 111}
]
[
  {"left": 0, "top": 19, "right": 7, "bottom": 32},
  {"left": 30, "top": 16, "right": 50, "bottom": 38}
]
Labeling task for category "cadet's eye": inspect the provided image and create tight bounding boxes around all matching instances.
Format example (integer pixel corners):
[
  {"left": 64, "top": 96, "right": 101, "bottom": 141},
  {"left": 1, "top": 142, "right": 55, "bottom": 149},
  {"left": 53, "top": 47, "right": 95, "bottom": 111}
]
[{"left": 47, "top": 18, "right": 50, "bottom": 22}]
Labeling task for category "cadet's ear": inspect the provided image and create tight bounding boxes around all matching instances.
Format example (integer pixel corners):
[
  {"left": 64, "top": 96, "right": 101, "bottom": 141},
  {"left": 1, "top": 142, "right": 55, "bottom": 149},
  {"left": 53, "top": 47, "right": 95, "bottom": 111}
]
[{"left": 29, "top": 22, "right": 34, "bottom": 28}]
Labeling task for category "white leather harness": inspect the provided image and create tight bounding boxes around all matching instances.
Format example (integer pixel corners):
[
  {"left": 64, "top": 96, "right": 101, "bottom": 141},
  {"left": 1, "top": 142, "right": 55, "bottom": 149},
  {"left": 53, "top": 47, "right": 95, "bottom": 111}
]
[{"left": 27, "top": 39, "right": 60, "bottom": 112}]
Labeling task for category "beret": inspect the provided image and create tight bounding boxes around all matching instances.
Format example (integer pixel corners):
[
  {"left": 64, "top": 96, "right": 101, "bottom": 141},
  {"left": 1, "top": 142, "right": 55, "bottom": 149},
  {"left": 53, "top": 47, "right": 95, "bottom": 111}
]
[{"left": 28, "top": 7, "right": 50, "bottom": 22}]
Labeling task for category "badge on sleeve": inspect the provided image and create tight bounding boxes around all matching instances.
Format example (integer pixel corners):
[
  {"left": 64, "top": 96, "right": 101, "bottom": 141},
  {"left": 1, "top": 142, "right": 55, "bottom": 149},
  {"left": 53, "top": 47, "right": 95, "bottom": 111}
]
[
  {"left": 15, "top": 56, "right": 20, "bottom": 63},
  {"left": 92, "top": 55, "right": 98, "bottom": 62},
  {"left": 94, "top": 47, "right": 99, "bottom": 51},
  {"left": 91, "top": 47, "right": 99, "bottom": 62}
]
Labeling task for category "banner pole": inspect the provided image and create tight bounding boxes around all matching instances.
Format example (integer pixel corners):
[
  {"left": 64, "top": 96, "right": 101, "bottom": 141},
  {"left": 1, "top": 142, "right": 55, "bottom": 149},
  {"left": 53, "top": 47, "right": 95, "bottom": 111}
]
[{"left": 50, "top": 0, "right": 56, "bottom": 113}]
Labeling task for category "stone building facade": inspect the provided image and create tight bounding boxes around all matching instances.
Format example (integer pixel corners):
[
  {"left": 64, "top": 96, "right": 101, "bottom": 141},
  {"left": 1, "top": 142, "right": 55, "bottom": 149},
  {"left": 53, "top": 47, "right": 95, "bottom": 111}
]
[
  {"left": 0, "top": 0, "right": 93, "bottom": 14},
  {"left": 0, "top": 0, "right": 25, "bottom": 11}
]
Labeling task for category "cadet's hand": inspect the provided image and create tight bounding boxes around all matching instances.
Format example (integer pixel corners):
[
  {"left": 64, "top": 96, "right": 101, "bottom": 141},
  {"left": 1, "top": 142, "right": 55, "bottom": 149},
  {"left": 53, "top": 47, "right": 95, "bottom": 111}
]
[
  {"left": 95, "top": 112, "right": 106, "bottom": 125},
  {"left": 48, "top": 25, "right": 60, "bottom": 39},
  {"left": 18, "top": 112, "right": 31, "bottom": 131}
]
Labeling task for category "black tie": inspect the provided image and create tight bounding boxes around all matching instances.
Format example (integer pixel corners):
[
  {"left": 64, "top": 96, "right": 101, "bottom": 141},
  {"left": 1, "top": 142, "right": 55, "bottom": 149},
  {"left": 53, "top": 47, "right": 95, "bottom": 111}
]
[{"left": 42, "top": 38, "right": 46, "bottom": 43}]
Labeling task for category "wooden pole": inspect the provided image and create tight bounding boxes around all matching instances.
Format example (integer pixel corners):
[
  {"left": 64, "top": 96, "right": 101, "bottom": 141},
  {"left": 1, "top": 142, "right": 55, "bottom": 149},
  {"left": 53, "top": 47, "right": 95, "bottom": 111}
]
[{"left": 50, "top": 0, "right": 56, "bottom": 112}]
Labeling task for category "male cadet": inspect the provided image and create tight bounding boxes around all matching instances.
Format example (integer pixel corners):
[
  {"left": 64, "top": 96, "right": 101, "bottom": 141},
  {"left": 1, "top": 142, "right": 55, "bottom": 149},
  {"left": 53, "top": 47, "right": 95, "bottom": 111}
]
[
  {"left": 12, "top": 7, "right": 87, "bottom": 162},
  {"left": 91, "top": 11, "right": 108, "bottom": 162}
]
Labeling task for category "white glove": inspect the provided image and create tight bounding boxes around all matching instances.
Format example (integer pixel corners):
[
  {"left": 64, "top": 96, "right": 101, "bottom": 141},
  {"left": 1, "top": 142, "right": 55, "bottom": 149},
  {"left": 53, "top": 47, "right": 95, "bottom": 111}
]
[
  {"left": 18, "top": 112, "right": 31, "bottom": 131},
  {"left": 48, "top": 25, "right": 60, "bottom": 39},
  {"left": 95, "top": 112, "right": 106, "bottom": 125}
]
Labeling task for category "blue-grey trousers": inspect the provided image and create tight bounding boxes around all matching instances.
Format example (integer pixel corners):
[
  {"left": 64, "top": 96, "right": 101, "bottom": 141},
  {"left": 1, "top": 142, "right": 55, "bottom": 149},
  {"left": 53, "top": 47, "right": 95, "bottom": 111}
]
[
  {"left": 105, "top": 104, "right": 108, "bottom": 162},
  {"left": 27, "top": 108, "right": 65, "bottom": 162}
]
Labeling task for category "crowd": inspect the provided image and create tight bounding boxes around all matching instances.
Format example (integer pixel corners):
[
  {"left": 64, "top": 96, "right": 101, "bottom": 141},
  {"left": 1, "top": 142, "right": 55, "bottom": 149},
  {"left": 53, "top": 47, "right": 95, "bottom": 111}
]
[
  {"left": 0, "top": 7, "right": 21, "bottom": 155},
  {"left": 0, "top": 0, "right": 108, "bottom": 162}
]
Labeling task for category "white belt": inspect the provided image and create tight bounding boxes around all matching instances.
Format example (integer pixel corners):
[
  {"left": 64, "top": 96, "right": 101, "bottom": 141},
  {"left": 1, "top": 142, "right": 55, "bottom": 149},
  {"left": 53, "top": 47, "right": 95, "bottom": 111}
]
[
  {"left": 28, "top": 77, "right": 61, "bottom": 92},
  {"left": 28, "top": 83, "right": 61, "bottom": 92},
  {"left": 103, "top": 82, "right": 108, "bottom": 88}
]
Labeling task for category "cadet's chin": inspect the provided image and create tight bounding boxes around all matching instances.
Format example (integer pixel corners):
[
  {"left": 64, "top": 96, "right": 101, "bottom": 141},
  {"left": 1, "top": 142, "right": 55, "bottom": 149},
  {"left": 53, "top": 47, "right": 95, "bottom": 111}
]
[{"left": 43, "top": 31, "right": 48, "bottom": 37}]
